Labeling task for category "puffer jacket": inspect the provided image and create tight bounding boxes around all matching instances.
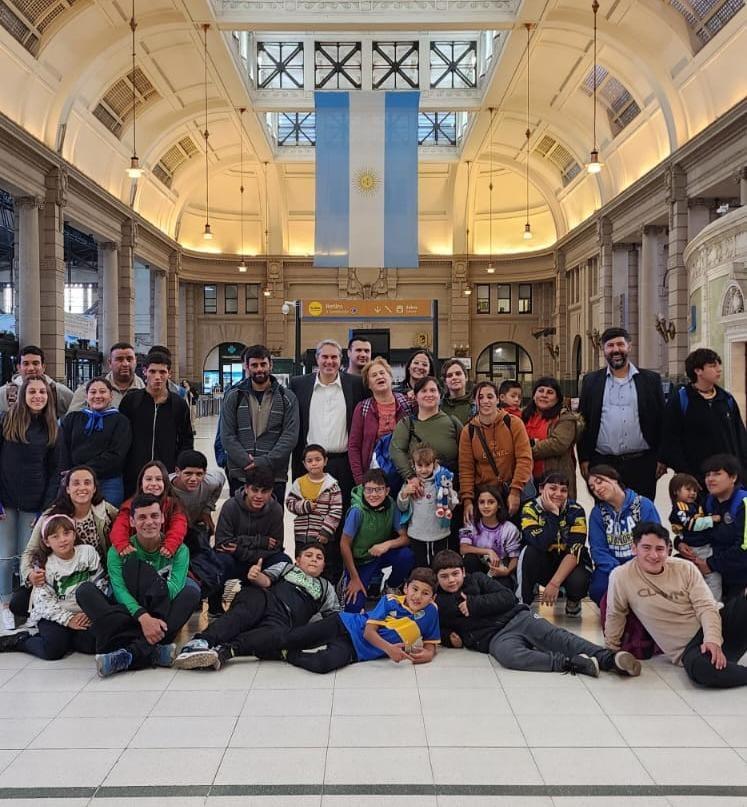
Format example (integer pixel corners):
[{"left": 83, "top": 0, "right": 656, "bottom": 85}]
[
  {"left": 0, "top": 415, "right": 61, "bottom": 511},
  {"left": 525, "top": 408, "right": 581, "bottom": 498}
]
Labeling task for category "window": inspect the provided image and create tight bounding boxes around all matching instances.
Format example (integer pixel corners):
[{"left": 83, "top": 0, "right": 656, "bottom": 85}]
[
  {"left": 246, "top": 284, "right": 259, "bottom": 314},
  {"left": 518, "top": 284, "right": 532, "bottom": 314},
  {"left": 430, "top": 41, "right": 477, "bottom": 89},
  {"left": 372, "top": 41, "right": 419, "bottom": 89},
  {"left": 225, "top": 285, "right": 238, "bottom": 314},
  {"left": 418, "top": 112, "right": 457, "bottom": 146},
  {"left": 475, "top": 341, "right": 533, "bottom": 387},
  {"left": 203, "top": 285, "right": 217, "bottom": 314},
  {"left": 277, "top": 112, "right": 316, "bottom": 146},
  {"left": 589, "top": 257, "right": 599, "bottom": 297},
  {"left": 257, "top": 41, "right": 304, "bottom": 89},
  {"left": 0, "top": 284, "right": 12, "bottom": 315},
  {"left": 64, "top": 284, "right": 95, "bottom": 314},
  {"left": 669, "top": 0, "right": 744, "bottom": 46},
  {"left": 476, "top": 284, "right": 490, "bottom": 314},
  {"left": 580, "top": 65, "right": 640, "bottom": 137},
  {"left": 497, "top": 284, "right": 511, "bottom": 313},
  {"left": 315, "top": 42, "right": 362, "bottom": 89}
]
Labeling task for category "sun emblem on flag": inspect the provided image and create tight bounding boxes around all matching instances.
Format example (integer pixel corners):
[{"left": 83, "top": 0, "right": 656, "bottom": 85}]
[{"left": 354, "top": 168, "right": 380, "bottom": 195}]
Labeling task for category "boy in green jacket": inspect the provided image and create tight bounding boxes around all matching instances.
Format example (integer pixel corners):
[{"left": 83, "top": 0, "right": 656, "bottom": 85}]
[{"left": 76, "top": 493, "right": 200, "bottom": 677}]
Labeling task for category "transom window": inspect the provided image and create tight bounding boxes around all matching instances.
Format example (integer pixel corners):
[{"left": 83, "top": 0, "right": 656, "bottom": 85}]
[
  {"left": 277, "top": 112, "right": 316, "bottom": 146},
  {"left": 418, "top": 112, "right": 457, "bottom": 146},
  {"left": 203, "top": 285, "right": 217, "bottom": 314},
  {"left": 669, "top": 0, "right": 744, "bottom": 45},
  {"left": 372, "top": 41, "right": 419, "bottom": 89},
  {"left": 315, "top": 42, "right": 362, "bottom": 89},
  {"left": 430, "top": 41, "right": 477, "bottom": 89},
  {"left": 257, "top": 42, "right": 304, "bottom": 89},
  {"left": 580, "top": 65, "right": 640, "bottom": 137}
]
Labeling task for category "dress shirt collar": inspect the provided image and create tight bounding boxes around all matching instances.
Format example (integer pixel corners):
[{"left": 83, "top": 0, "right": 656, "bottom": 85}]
[
  {"left": 605, "top": 361, "right": 639, "bottom": 381},
  {"left": 314, "top": 372, "right": 342, "bottom": 390}
]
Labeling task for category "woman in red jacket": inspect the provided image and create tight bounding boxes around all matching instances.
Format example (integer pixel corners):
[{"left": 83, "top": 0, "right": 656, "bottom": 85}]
[
  {"left": 109, "top": 461, "right": 187, "bottom": 557},
  {"left": 348, "top": 357, "right": 411, "bottom": 486}
]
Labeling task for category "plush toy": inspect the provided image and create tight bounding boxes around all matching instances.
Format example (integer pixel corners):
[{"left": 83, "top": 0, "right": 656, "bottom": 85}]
[{"left": 434, "top": 466, "right": 458, "bottom": 523}]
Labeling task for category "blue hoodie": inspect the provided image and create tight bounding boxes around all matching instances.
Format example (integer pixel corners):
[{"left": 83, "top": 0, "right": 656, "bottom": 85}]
[
  {"left": 589, "top": 489, "right": 660, "bottom": 576},
  {"left": 706, "top": 486, "right": 747, "bottom": 585}
]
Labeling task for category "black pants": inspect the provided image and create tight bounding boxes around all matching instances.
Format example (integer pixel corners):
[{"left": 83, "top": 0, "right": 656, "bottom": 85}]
[
  {"left": 589, "top": 450, "right": 658, "bottom": 501},
  {"left": 410, "top": 537, "right": 449, "bottom": 569},
  {"left": 76, "top": 558, "right": 200, "bottom": 669},
  {"left": 19, "top": 619, "right": 96, "bottom": 660},
  {"left": 9, "top": 586, "right": 31, "bottom": 620},
  {"left": 198, "top": 585, "right": 291, "bottom": 658},
  {"left": 518, "top": 545, "right": 590, "bottom": 605},
  {"left": 284, "top": 613, "right": 356, "bottom": 674},
  {"left": 681, "top": 595, "right": 747, "bottom": 688}
]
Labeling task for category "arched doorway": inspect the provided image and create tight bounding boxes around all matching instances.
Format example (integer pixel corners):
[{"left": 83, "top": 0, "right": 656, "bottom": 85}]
[
  {"left": 203, "top": 342, "right": 246, "bottom": 392},
  {"left": 475, "top": 341, "right": 533, "bottom": 390}
]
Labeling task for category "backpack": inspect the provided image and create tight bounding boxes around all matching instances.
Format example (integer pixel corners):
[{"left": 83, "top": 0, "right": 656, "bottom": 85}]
[
  {"left": 678, "top": 385, "right": 735, "bottom": 416},
  {"left": 370, "top": 431, "right": 402, "bottom": 495},
  {"left": 184, "top": 524, "right": 225, "bottom": 599}
]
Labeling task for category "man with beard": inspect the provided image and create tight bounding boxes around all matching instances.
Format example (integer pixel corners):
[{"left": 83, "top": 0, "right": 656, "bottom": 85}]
[
  {"left": 220, "top": 344, "right": 299, "bottom": 502},
  {"left": 68, "top": 342, "right": 144, "bottom": 411},
  {"left": 578, "top": 327, "right": 665, "bottom": 500}
]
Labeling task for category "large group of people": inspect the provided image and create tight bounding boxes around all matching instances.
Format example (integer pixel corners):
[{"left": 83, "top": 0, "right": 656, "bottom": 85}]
[{"left": 0, "top": 328, "right": 747, "bottom": 692}]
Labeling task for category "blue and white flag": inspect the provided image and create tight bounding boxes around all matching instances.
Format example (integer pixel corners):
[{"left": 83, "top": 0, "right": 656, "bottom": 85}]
[{"left": 314, "top": 91, "right": 419, "bottom": 268}]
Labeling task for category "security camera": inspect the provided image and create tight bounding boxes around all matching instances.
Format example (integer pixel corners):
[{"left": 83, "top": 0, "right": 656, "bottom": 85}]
[{"left": 281, "top": 302, "right": 291, "bottom": 316}]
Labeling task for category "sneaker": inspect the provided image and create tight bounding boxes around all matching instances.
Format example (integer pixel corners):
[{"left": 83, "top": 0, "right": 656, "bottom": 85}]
[
  {"left": 563, "top": 653, "right": 600, "bottom": 678},
  {"left": 152, "top": 643, "right": 177, "bottom": 668},
  {"left": 565, "top": 600, "right": 582, "bottom": 618},
  {"left": 0, "top": 631, "right": 30, "bottom": 652},
  {"left": 222, "top": 579, "right": 242, "bottom": 610},
  {"left": 1, "top": 607, "right": 15, "bottom": 632},
  {"left": 96, "top": 648, "right": 133, "bottom": 678},
  {"left": 613, "top": 650, "right": 642, "bottom": 677},
  {"left": 173, "top": 639, "right": 219, "bottom": 670}
]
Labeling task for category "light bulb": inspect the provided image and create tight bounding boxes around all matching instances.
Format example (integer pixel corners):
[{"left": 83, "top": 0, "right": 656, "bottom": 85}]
[
  {"left": 263, "top": 288, "right": 272, "bottom": 297},
  {"left": 126, "top": 156, "right": 144, "bottom": 179},
  {"left": 238, "top": 260, "right": 248, "bottom": 273},
  {"left": 463, "top": 287, "right": 472, "bottom": 296},
  {"left": 587, "top": 149, "right": 602, "bottom": 174},
  {"left": 203, "top": 223, "right": 213, "bottom": 240},
  {"left": 486, "top": 264, "right": 496, "bottom": 274},
  {"left": 523, "top": 223, "right": 533, "bottom": 240}
]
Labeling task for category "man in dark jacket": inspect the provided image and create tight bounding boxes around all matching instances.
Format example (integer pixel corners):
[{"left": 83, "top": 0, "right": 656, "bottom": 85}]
[
  {"left": 119, "top": 352, "right": 193, "bottom": 496},
  {"left": 660, "top": 349, "right": 747, "bottom": 484},
  {"left": 214, "top": 466, "right": 290, "bottom": 583},
  {"left": 578, "top": 327, "right": 666, "bottom": 499},
  {"left": 432, "top": 550, "right": 640, "bottom": 677},
  {"left": 220, "top": 344, "right": 299, "bottom": 501}
]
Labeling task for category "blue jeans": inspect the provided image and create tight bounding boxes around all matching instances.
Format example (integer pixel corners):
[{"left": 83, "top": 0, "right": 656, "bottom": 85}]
[
  {"left": 0, "top": 509, "right": 37, "bottom": 602},
  {"left": 343, "top": 546, "right": 416, "bottom": 613},
  {"left": 98, "top": 476, "right": 124, "bottom": 508}
]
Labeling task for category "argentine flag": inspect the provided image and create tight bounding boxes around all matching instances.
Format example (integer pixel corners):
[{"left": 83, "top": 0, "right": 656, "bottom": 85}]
[{"left": 314, "top": 91, "right": 419, "bottom": 269}]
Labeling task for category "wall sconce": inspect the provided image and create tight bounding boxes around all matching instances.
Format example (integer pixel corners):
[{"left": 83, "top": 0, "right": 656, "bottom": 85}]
[
  {"left": 655, "top": 314, "right": 676, "bottom": 343},
  {"left": 587, "top": 328, "right": 602, "bottom": 352},
  {"left": 453, "top": 344, "right": 470, "bottom": 357},
  {"left": 546, "top": 343, "right": 560, "bottom": 361}
]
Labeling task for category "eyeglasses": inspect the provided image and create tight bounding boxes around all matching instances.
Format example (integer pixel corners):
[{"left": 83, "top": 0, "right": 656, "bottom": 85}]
[{"left": 363, "top": 486, "right": 387, "bottom": 494}]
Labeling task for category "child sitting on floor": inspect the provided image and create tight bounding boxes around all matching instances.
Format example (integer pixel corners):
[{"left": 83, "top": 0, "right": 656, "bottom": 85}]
[{"left": 280, "top": 567, "right": 440, "bottom": 673}]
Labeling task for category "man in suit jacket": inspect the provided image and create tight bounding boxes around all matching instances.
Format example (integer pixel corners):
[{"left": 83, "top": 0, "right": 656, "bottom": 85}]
[
  {"left": 290, "top": 339, "right": 365, "bottom": 582},
  {"left": 578, "top": 327, "right": 666, "bottom": 500}
]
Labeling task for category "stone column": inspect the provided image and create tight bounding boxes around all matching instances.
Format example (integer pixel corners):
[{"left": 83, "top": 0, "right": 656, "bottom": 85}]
[
  {"left": 667, "top": 163, "right": 689, "bottom": 377},
  {"left": 40, "top": 168, "right": 67, "bottom": 379},
  {"left": 627, "top": 245, "right": 639, "bottom": 365},
  {"left": 167, "top": 251, "right": 181, "bottom": 379},
  {"left": 152, "top": 269, "right": 167, "bottom": 348},
  {"left": 15, "top": 196, "right": 42, "bottom": 347},
  {"left": 185, "top": 285, "right": 195, "bottom": 382},
  {"left": 688, "top": 197, "right": 713, "bottom": 240},
  {"left": 99, "top": 241, "right": 119, "bottom": 352},
  {"left": 639, "top": 225, "right": 663, "bottom": 369},
  {"left": 118, "top": 219, "right": 137, "bottom": 343},
  {"left": 554, "top": 249, "right": 569, "bottom": 380},
  {"left": 597, "top": 216, "right": 613, "bottom": 331},
  {"left": 450, "top": 260, "right": 471, "bottom": 359},
  {"left": 178, "top": 284, "right": 187, "bottom": 377}
]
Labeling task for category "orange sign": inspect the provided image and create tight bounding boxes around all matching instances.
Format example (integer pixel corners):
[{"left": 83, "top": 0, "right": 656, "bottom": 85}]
[{"left": 302, "top": 299, "right": 432, "bottom": 319}]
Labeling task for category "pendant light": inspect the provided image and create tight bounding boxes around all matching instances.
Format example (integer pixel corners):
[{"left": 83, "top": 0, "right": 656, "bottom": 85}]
[
  {"left": 587, "top": 0, "right": 603, "bottom": 174},
  {"left": 523, "top": 23, "right": 533, "bottom": 240},
  {"left": 202, "top": 24, "right": 213, "bottom": 239},
  {"left": 262, "top": 161, "right": 272, "bottom": 296},
  {"left": 238, "top": 108, "right": 247, "bottom": 271},
  {"left": 125, "top": 0, "right": 143, "bottom": 179},
  {"left": 486, "top": 107, "right": 496, "bottom": 273}
]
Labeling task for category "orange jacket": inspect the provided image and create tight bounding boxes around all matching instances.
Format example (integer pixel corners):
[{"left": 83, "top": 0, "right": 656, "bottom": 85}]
[{"left": 458, "top": 413, "right": 533, "bottom": 502}]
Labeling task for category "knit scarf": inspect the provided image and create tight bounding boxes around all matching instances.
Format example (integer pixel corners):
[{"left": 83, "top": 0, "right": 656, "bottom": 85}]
[{"left": 82, "top": 407, "right": 119, "bottom": 435}]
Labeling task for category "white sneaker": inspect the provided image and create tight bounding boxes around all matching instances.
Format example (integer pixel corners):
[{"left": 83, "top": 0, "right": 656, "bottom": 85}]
[{"left": 1, "top": 607, "right": 16, "bottom": 632}]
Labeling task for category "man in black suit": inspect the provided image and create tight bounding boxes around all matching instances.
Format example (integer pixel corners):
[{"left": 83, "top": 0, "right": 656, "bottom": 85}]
[
  {"left": 290, "top": 339, "right": 365, "bottom": 580},
  {"left": 578, "top": 327, "right": 666, "bottom": 500}
]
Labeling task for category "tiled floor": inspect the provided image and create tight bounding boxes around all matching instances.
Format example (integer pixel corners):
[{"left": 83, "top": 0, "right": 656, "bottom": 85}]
[{"left": 1, "top": 416, "right": 746, "bottom": 805}]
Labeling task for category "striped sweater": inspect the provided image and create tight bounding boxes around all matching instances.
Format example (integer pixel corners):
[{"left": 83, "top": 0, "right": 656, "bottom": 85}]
[
  {"left": 29, "top": 545, "right": 107, "bottom": 626},
  {"left": 285, "top": 473, "right": 343, "bottom": 544}
]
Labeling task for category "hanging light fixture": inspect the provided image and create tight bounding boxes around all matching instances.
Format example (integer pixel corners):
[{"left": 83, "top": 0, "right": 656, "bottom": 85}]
[
  {"left": 587, "top": 0, "right": 603, "bottom": 174},
  {"left": 237, "top": 108, "right": 247, "bottom": 271},
  {"left": 464, "top": 160, "right": 471, "bottom": 256},
  {"left": 125, "top": 0, "right": 143, "bottom": 179},
  {"left": 523, "top": 23, "right": 533, "bottom": 241},
  {"left": 202, "top": 24, "right": 213, "bottom": 239},
  {"left": 486, "top": 108, "right": 496, "bottom": 273}
]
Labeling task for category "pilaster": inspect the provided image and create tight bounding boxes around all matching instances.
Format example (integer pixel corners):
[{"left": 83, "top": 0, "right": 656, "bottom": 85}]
[
  {"left": 264, "top": 260, "right": 286, "bottom": 355},
  {"left": 167, "top": 250, "right": 181, "bottom": 378},
  {"left": 14, "top": 195, "right": 43, "bottom": 348},
  {"left": 597, "top": 216, "right": 613, "bottom": 331},
  {"left": 450, "top": 260, "right": 470, "bottom": 358},
  {"left": 667, "top": 163, "right": 689, "bottom": 376},
  {"left": 40, "top": 167, "right": 67, "bottom": 379},
  {"left": 118, "top": 219, "right": 137, "bottom": 343},
  {"left": 554, "top": 250, "right": 569, "bottom": 379},
  {"left": 627, "top": 244, "right": 639, "bottom": 365},
  {"left": 99, "top": 241, "right": 119, "bottom": 352}
]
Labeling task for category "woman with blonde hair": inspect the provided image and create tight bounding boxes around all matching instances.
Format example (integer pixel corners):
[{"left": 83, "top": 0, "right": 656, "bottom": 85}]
[{"left": 0, "top": 376, "right": 61, "bottom": 629}]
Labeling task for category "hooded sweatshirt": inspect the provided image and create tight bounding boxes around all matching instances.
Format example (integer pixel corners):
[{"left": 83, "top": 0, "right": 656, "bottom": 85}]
[
  {"left": 214, "top": 487, "right": 284, "bottom": 566},
  {"left": 285, "top": 472, "right": 343, "bottom": 544},
  {"left": 397, "top": 465, "right": 458, "bottom": 542},
  {"left": 589, "top": 488, "right": 660, "bottom": 577},
  {"left": 440, "top": 387, "right": 474, "bottom": 425},
  {"left": 705, "top": 486, "right": 747, "bottom": 585}
]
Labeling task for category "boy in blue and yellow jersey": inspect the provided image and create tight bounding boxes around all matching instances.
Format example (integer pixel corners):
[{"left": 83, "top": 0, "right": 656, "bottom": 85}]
[
  {"left": 280, "top": 567, "right": 439, "bottom": 673},
  {"left": 517, "top": 471, "right": 591, "bottom": 616}
]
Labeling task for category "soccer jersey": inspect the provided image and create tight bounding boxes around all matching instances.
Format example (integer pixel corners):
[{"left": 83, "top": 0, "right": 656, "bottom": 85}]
[{"left": 339, "top": 594, "right": 440, "bottom": 662}]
